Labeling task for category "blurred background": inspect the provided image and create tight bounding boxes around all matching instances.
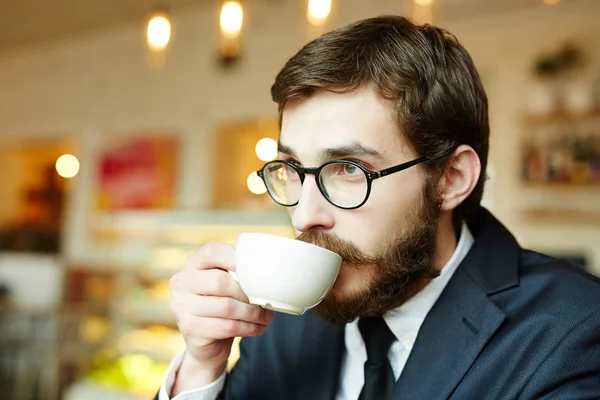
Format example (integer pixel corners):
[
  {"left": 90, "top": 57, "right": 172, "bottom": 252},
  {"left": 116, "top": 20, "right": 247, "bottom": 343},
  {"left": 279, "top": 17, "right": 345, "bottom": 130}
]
[{"left": 0, "top": 0, "right": 599, "bottom": 398}]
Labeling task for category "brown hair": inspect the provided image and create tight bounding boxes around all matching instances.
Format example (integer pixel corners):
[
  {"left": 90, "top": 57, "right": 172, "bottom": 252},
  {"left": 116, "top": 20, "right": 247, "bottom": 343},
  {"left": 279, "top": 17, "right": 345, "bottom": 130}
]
[{"left": 271, "top": 15, "right": 489, "bottom": 223}]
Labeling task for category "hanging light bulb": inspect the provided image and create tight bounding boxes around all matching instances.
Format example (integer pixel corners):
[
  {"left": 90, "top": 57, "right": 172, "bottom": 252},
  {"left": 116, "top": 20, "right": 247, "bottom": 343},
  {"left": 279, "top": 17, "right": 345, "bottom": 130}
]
[
  {"left": 307, "top": 0, "right": 331, "bottom": 27},
  {"left": 147, "top": 12, "right": 171, "bottom": 51},
  {"left": 220, "top": 1, "right": 244, "bottom": 39},
  {"left": 413, "top": 0, "right": 434, "bottom": 24}
]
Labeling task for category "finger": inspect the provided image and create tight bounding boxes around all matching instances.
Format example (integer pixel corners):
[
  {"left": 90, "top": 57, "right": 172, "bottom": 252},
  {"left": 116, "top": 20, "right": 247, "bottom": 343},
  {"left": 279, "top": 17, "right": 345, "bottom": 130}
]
[
  {"left": 192, "top": 269, "right": 249, "bottom": 302},
  {"left": 194, "top": 316, "right": 271, "bottom": 340},
  {"left": 176, "top": 315, "right": 269, "bottom": 340},
  {"left": 170, "top": 269, "right": 248, "bottom": 303},
  {"left": 185, "top": 242, "right": 236, "bottom": 272},
  {"left": 178, "top": 294, "right": 274, "bottom": 325}
]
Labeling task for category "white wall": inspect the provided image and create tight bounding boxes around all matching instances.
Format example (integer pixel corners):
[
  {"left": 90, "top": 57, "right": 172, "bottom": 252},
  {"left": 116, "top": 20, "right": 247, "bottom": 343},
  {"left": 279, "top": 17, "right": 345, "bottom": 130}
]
[
  {"left": 0, "top": 0, "right": 599, "bottom": 272},
  {"left": 441, "top": 1, "right": 600, "bottom": 271}
]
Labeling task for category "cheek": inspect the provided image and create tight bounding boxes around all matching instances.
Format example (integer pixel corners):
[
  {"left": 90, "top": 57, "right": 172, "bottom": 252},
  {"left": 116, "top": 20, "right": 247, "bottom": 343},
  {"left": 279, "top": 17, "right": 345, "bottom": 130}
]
[
  {"left": 343, "top": 176, "right": 422, "bottom": 251},
  {"left": 334, "top": 207, "right": 398, "bottom": 255},
  {"left": 358, "top": 217, "right": 394, "bottom": 253},
  {"left": 372, "top": 169, "right": 424, "bottom": 213}
]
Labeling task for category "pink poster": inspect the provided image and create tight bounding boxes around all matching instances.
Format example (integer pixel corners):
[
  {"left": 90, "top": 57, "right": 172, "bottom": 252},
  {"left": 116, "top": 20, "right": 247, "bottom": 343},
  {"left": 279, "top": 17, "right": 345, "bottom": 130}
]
[{"left": 95, "top": 136, "right": 178, "bottom": 210}]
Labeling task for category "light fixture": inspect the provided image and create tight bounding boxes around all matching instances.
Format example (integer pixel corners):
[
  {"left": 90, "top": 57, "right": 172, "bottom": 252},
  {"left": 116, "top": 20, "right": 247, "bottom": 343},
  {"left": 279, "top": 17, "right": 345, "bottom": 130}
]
[
  {"left": 307, "top": 0, "right": 332, "bottom": 26},
  {"left": 255, "top": 138, "right": 278, "bottom": 162},
  {"left": 219, "top": 1, "right": 244, "bottom": 65},
  {"left": 413, "top": 0, "right": 434, "bottom": 24},
  {"left": 55, "top": 154, "right": 80, "bottom": 179},
  {"left": 542, "top": 0, "right": 560, "bottom": 4},
  {"left": 247, "top": 171, "right": 267, "bottom": 195},
  {"left": 220, "top": 1, "right": 244, "bottom": 39},
  {"left": 147, "top": 12, "right": 171, "bottom": 51}
]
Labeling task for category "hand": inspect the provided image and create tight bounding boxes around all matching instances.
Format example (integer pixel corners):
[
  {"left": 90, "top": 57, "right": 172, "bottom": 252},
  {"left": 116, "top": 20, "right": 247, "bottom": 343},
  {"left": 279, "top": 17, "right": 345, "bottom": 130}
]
[{"left": 169, "top": 241, "right": 274, "bottom": 392}]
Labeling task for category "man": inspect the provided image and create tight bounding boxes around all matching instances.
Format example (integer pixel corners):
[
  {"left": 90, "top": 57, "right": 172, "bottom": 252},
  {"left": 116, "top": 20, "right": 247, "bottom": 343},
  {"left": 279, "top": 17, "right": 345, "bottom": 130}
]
[{"left": 156, "top": 16, "right": 600, "bottom": 400}]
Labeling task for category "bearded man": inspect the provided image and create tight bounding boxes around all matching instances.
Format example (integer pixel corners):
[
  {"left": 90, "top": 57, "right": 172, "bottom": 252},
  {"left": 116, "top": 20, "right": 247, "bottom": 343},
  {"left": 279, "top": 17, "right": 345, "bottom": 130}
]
[{"left": 156, "top": 15, "right": 600, "bottom": 400}]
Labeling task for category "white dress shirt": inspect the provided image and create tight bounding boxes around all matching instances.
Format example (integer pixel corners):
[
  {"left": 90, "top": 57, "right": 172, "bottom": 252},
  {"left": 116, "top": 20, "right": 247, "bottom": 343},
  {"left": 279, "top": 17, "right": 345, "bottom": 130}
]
[
  {"left": 336, "top": 224, "right": 473, "bottom": 399},
  {"left": 159, "top": 225, "right": 474, "bottom": 400}
]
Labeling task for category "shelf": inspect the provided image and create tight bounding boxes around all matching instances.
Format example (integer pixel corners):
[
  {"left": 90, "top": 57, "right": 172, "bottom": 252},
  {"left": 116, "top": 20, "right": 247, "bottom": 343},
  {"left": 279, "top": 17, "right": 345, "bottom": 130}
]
[
  {"left": 519, "top": 182, "right": 600, "bottom": 189},
  {"left": 121, "top": 306, "right": 175, "bottom": 327},
  {"left": 88, "top": 209, "right": 294, "bottom": 247},
  {"left": 522, "top": 108, "right": 600, "bottom": 125},
  {"left": 90, "top": 209, "right": 292, "bottom": 230},
  {"left": 521, "top": 209, "right": 600, "bottom": 224}
]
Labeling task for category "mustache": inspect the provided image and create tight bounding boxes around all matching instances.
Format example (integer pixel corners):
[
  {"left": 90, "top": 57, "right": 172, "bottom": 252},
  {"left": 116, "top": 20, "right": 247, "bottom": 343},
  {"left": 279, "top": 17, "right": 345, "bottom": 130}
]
[{"left": 296, "top": 231, "right": 377, "bottom": 266}]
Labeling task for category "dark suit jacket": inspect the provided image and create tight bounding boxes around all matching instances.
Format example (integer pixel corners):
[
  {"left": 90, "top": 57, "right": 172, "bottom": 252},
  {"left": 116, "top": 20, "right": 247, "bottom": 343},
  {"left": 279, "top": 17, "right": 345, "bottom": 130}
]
[{"left": 160, "top": 209, "right": 600, "bottom": 399}]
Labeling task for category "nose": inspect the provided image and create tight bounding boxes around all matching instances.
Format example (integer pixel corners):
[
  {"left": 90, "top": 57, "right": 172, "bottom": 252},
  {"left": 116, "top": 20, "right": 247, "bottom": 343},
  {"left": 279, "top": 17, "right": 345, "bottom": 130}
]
[{"left": 290, "top": 175, "right": 335, "bottom": 233}]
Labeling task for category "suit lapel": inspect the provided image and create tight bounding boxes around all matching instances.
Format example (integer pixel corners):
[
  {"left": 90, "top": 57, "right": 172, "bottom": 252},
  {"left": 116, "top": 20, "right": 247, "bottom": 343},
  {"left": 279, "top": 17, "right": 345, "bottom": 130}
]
[
  {"left": 392, "top": 209, "right": 520, "bottom": 399},
  {"left": 294, "top": 311, "right": 346, "bottom": 400},
  {"left": 391, "top": 267, "right": 505, "bottom": 399}
]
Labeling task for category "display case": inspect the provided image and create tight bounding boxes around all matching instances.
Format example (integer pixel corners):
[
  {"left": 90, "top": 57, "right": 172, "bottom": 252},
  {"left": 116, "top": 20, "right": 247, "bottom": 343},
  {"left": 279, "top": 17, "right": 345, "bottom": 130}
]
[{"left": 61, "top": 209, "right": 293, "bottom": 399}]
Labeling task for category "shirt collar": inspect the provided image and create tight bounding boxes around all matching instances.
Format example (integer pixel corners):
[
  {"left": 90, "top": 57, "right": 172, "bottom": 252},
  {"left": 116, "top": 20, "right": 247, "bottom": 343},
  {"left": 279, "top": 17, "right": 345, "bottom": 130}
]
[{"left": 345, "top": 224, "right": 475, "bottom": 351}]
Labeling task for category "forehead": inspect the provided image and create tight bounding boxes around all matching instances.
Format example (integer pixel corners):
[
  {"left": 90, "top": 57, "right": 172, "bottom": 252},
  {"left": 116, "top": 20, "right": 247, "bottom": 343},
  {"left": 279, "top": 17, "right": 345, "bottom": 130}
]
[{"left": 279, "top": 88, "right": 410, "bottom": 162}]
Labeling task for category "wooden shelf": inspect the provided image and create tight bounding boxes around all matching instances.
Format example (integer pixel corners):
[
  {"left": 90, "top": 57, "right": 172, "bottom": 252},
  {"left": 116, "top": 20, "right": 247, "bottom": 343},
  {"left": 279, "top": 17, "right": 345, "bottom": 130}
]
[
  {"left": 521, "top": 209, "right": 600, "bottom": 224},
  {"left": 519, "top": 181, "right": 600, "bottom": 189},
  {"left": 522, "top": 108, "right": 600, "bottom": 125}
]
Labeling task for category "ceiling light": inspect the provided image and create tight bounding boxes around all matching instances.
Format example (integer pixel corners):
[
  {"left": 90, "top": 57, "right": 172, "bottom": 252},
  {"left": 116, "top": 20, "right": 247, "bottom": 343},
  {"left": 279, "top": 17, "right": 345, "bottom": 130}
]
[
  {"left": 221, "top": 1, "right": 244, "bottom": 39},
  {"left": 307, "top": 0, "right": 332, "bottom": 26},
  {"left": 147, "top": 13, "right": 171, "bottom": 51}
]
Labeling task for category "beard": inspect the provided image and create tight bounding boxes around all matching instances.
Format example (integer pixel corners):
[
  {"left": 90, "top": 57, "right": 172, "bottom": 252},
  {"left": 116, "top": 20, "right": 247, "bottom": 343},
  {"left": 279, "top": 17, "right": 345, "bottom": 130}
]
[{"left": 296, "top": 184, "right": 442, "bottom": 324}]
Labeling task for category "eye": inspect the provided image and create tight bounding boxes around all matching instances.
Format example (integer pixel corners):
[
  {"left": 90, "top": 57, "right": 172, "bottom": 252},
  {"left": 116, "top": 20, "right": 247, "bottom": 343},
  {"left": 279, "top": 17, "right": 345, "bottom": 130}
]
[
  {"left": 325, "top": 162, "right": 363, "bottom": 180},
  {"left": 342, "top": 164, "right": 360, "bottom": 175},
  {"left": 282, "top": 163, "right": 301, "bottom": 182},
  {"left": 340, "top": 163, "right": 362, "bottom": 176},
  {"left": 285, "top": 163, "right": 299, "bottom": 175}
]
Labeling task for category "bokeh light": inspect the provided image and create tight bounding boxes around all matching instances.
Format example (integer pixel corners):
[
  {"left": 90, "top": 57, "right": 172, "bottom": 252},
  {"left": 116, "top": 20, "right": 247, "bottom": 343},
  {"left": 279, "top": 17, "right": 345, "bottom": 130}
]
[
  {"left": 247, "top": 171, "right": 267, "bottom": 195},
  {"left": 255, "top": 138, "right": 278, "bottom": 162},
  {"left": 147, "top": 14, "right": 171, "bottom": 50},
  {"left": 220, "top": 1, "right": 244, "bottom": 39},
  {"left": 55, "top": 154, "right": 80, "bottom": 178}
]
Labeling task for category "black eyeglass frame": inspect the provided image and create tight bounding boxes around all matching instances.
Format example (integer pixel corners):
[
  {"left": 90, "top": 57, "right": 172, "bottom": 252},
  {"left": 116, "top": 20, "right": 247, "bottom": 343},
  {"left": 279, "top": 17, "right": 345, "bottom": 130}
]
[{"left": 256, "top": 156, "right": 431, "bottom": 210}]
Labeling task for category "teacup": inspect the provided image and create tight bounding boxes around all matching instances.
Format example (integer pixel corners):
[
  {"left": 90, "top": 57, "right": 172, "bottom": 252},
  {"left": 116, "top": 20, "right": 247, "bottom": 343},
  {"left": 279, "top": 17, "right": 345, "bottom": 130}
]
[{"left": 233, "top": 232, "right": 342, "bottom": 315}]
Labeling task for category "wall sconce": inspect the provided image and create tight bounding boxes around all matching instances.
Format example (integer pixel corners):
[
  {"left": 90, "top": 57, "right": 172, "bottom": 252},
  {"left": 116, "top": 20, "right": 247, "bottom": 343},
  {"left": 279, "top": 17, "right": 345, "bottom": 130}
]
[
  {"left": 146, "top": 9, "right": 172, "bottom": 69},
  {"left": 219, "top": 0, "right": 244, "bottom": 66}
]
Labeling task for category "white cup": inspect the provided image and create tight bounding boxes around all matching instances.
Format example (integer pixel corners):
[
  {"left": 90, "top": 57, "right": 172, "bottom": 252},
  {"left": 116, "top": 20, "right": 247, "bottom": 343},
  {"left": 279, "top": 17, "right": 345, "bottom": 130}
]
[{"left": 233, "top": 232, "right": 342, "bottom": 315}]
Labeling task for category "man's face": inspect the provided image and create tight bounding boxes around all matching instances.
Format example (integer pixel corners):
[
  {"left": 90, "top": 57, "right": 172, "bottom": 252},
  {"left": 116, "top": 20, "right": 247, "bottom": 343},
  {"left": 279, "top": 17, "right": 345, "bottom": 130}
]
[{"left": 278, "top": 88, "right": 441, "bottom": 323}]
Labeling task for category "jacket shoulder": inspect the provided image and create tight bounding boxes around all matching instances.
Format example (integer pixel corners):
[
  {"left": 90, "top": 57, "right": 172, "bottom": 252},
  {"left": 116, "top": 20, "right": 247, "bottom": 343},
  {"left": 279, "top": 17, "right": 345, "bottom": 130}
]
[{"left": 497, "top": 249, "right": 600, "bottom": 326}]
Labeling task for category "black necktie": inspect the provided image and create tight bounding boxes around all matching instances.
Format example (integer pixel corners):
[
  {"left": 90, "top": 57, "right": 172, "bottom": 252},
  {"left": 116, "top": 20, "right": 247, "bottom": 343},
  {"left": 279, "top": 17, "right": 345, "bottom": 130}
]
[{"left": 358, "top": 316, "right": 397, "bottom": 400}]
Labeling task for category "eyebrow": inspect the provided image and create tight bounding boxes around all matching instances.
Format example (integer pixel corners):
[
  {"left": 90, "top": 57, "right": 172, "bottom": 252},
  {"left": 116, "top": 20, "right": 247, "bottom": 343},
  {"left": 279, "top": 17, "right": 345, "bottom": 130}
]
[{"left": 278, "top": 141, "right": 385, "bottom": 162}]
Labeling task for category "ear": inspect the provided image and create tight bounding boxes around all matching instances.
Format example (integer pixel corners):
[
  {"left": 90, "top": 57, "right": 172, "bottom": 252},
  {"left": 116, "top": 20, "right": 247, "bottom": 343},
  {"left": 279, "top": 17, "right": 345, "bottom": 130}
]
[{"left": 437, "top": 145, "right": 481, "bottom": 211}]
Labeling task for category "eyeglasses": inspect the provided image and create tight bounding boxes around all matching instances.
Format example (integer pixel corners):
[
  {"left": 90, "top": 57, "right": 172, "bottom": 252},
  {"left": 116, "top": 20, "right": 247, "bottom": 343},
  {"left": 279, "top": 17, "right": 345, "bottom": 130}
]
[{"left": 256, "top": 157, "right": 429, "bottom": 210}]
